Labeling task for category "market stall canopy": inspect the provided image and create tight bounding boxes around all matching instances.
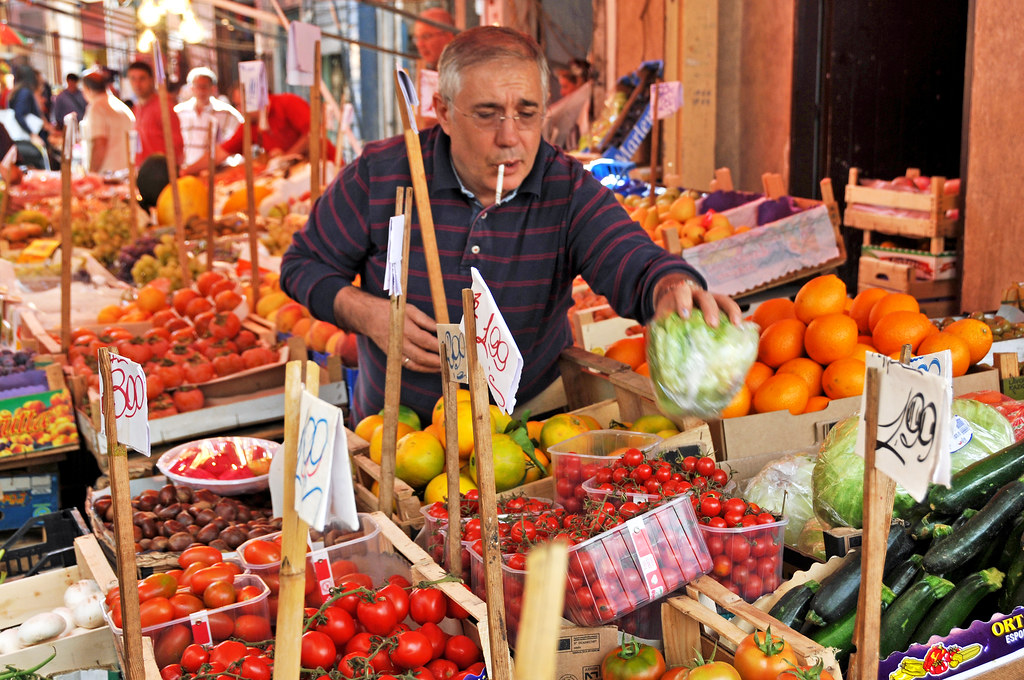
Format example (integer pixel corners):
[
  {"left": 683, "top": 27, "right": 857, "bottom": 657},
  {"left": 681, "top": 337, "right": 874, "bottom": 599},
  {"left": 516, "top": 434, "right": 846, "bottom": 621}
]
[{"left": 0, "top": 23, "right": 25, "bottom": 47}]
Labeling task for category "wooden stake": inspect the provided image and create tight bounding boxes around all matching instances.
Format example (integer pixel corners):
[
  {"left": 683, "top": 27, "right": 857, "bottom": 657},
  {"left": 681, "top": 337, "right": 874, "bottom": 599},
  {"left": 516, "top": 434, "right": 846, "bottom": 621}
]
[
  {"left": 59, "top": 128, "right": 73, "bottom": 353},
  {"left": 154, "top": 59, "right": 191, "bottom": 287},
  {"left": 97, "top": 347, "right": 145, "bottom": 680},
  {"left": 334, "top": 117, "right": 344, "bottom": 172},
  {"left": 125, "top": 131, "right": 142, "bottom": 240},
  {"left": 440, "top": 346, "right": 463, "bottom": 574},
  {"left": 241, "top": 99, "right": 261, "bottom": 313},
  {"left": 514, "top": 542, "right": 569, "bottom": 680},
  {"left": 378, "top": 187, "right": 413, "bottom": 519},
  {"left": 462, "top": 288, "right": 512, "bottom": 680},
  {"left": 206, "top": 120, "right": 217, "bottom": 270},
  {"left": 273, "top": 359, "right": 320, "bottom": 680},
  {"left": 649, "top": 81, "right": 659, "bottom": 187},
  {"left": 394, "top": 70, "right": 448, "bottom": 325},
  {"left": 310, "top": 40, "right": 322, "bottom": 203}
]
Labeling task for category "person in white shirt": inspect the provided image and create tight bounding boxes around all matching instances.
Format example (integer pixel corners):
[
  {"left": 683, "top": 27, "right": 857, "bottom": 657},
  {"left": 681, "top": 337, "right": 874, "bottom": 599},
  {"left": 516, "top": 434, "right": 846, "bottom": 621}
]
[
  {"left": 81, "top": 70, "right": 135, "bottom": 173},
  {"left": 174, "top": 67, "right": 243, "bottom": 167}
]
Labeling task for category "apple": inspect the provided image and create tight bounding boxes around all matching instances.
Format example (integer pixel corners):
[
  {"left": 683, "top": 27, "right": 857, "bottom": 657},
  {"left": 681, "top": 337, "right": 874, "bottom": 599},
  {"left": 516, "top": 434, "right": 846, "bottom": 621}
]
[
  {"left": 274, "top": 302, "right": 308, "bottom": 334},
  {"left": 305, "top": 320, "right": 339, "bottom": 353}
]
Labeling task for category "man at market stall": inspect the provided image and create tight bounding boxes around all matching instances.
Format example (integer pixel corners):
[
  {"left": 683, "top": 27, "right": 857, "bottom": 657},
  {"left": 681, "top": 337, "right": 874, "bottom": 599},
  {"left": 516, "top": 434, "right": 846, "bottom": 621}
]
[
  {"left": 412, "top": 7, "right": 456, "bottom": 129},
  {"left": 174, "top": 67, "right": 243, "bottom": 167},
  {"left": 51, "top": 73, "right": 87, "bottom": 131},
  {"left": 280, "top": 26, "right": 740, "bottom": 424},
  {"left": 80, "top": 68, "right": 135, "bottom": 174},
  {"left": 180, "top": 91, "right": 334, "bottom": 175},
  {"left": 127, "top": 60, "right": 184, "bottom": 167}
]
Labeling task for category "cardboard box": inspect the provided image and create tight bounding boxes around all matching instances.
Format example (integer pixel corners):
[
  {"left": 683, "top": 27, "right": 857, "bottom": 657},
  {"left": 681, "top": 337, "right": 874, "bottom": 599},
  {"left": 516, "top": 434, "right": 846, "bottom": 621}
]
[
  {"left": 709, "top": 366, "right": 998, "bottom": 461},
  {"left": 555, "top": 626, "right": 620, "bottom": 680},
  {"left": 862, "top": 244, "right": 958, "bottom": 281},
  {"left": 0, "top": 471, "right": 59, "bottom": 530},
  {"left": 0, "top": 388, "right": 78, "bottom": 456}
]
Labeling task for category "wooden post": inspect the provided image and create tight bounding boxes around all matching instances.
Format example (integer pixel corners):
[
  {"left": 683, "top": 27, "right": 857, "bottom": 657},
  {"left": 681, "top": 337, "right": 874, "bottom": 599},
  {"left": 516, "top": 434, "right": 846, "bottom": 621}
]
[
  {"left": 59, "top": 123, "right": 73, "bottom": 352},
  {"left": 440, "top": 348, "right": 463, "bottom": 574},
  {"left": 241, "top": 99, "right": 261, "bottom": 314},
  {"left": 462, "top": 288, "right": 513, "bottom": 680},
  {"left": 97, "top": 348, "right": 145, "bottom": 680},
  {"left": 206, "top": 121, "right": 217, "bottom": 270},
  {"left": 273, "top": 359, "right": 320, "bottom": 680},
  {"left": 334, "top": 116, "right": 344, "bottom": 171},
  {"left": 378, "top": 187, "right": 413, "bottom": 519},
  {"left": 310, "top": 40, "right": 322, "bottom": 203},
  {"left": 154, "top": 48, "right": 191, "bottom": 287},
  {"left": 0, "top": 167, "right": 10, "bottom": 230},
  {"left": 125, "top": 131, "right": 142, "bottom": 240},
  {"left": 513, "top": 541, "right": 569, "bottom": 680}
]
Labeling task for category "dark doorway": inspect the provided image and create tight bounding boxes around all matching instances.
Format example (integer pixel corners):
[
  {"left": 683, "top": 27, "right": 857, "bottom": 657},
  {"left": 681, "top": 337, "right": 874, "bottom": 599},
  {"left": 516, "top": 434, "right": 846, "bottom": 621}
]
[{"left": 789, "top": 1, "right": 970, "bottom": 284}]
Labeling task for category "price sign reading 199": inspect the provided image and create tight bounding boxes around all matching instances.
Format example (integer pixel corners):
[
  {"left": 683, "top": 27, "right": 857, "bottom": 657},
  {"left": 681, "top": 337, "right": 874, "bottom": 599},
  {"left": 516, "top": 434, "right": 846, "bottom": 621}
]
[{"left": 473, "top": 292, "right": 510, "bottom": 373}]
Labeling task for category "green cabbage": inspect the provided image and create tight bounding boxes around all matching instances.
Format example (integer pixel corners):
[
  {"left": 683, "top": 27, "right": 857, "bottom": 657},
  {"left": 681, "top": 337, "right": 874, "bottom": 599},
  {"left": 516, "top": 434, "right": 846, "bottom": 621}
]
[
  {"left": 812, "top": 398, "right": 1015, "bottom": 528},
  {"left": 743, "top": 453, "right": 817, "bottom": 545},
  {"left": 647, "top": 310, "right": 759, "bottom": 419}
]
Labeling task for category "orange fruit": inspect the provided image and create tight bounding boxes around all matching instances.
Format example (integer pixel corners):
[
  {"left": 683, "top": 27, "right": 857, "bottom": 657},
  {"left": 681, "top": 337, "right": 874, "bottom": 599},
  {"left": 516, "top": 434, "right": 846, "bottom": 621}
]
[
  {"left": 635, "top": 362, "right": 650, "bottom": 376},
  {"left": 605, "top": 336, "right": 647, "bottom": 370},
  {"left": 776, "top": 357, "right": 824, "bottom": 397},
  {"left": 847, "top": 342, "right": 877, "bottom": 363},
  {"left": 849, "top": 288, "right": 889, "bottom": 333},
  {"left": 944, "top": 318, "right": 994, "bottom": 364},
  {"left": 395, "top": 431, "right": 445, "bottom": 487},
  {"left": 794, "top": 274, "right": 847, "bottom": 323},
  {"left": 97, "top": 304, "right": 125, "bottom": 324},
  {"left": 804, "top": 313, "right": 858, "bottom": 365},
  {"left": 872, "top": 311, "right": 936, "bottom": 355},
  {"left": 917, "top": 332, "right": 971, "bottom": 377},
  {"left": 720, "top": 384, "right": 752, "bottom": 418},
  {"left": 752, "top": 374, "right": 810, "bottom": 415},
  {"left": 745, "top": 361, "right": 774, "bottom": 394},
  {"left": 137, "top": 284, "right": 169, "bottom": 313},
  {"left": 539, "top": 413, "right": 591, "bottom": 451},
  {"left": 822, "top": 358, "right": 866, "bottom": 399},
  {"left": 757, "top": 318, "right": 806, "bottom": 368},
  {"left": 868, "top": 293, "right": 920, "bottom": 332},
  {"left": 752, "top": 298, "right": 796, "bottom": 330},
  {"left": 354, "top": 414, "right": 384, "bottom": 442},
  {"left": 369, "top": 421, "right": 416, "bottom": 464},
  {"left": 803, "top": 395, "right": 831, "bottom": 414}
]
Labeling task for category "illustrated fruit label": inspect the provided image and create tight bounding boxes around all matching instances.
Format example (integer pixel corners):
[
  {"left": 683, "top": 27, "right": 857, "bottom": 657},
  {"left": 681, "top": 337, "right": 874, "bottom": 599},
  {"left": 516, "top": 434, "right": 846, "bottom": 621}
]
[
  {"left": 627, "top": 517, "right": 666, "bottom": 599},
  {"left": 310, "top": 548, "right": 333, "bottom": 600},
  {"left": 189, "top": 611, "right": 212, "bottom": 646}
]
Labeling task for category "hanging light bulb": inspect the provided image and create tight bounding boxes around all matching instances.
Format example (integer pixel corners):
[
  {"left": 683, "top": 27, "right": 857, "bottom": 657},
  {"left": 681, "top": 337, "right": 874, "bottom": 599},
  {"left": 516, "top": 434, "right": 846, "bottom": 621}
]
[
  {"left": 137, "top": 28, "right": 156, "bottom": 52},
  {"left": 164, "top": 0, "right": 189, "bottom": 16},
  {"left": 179, "top": 8, "right": 203, "bottom": 44},
  {"left": 138, "top": 0, "right": 163, "bottom": 28}
]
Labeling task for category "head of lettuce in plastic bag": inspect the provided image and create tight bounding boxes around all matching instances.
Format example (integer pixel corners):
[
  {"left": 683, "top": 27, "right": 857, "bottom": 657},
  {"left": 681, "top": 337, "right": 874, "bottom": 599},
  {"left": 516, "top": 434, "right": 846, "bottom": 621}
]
[
  {"left": 647, "top": 310, "right": 759, "bottom": 419},
  {"left": 812, "top": 398, "right": 1015, "bottom": 528}
]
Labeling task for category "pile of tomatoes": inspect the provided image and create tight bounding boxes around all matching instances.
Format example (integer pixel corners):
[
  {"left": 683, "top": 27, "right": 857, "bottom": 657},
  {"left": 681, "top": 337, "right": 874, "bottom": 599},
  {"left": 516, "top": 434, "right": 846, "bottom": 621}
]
[
  {"left": 583, "top": 450, "right": 731, "bottom": 508},
  {"left": 166, "top": 439, "right": 273, "bottom": 482}
]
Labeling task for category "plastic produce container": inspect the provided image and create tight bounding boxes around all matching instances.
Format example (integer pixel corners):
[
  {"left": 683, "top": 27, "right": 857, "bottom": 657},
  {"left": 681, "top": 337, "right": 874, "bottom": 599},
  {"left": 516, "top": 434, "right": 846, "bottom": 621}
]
[
  {"left": 581, "top": 475, "right": 661, "bottom": 508},
  {"left": 156, "top": 436, "right": 279, "bottom": 495},
  {"left": 237, "top": 513, "right": 382, "bottom": 605},
  {"left": 416, "top": 496, "right": 562, "bottom": 540},
  {"left": 698, "top": 517, "right": 788, "bottom": 603},
  {"left": 548, "top": 430, "right": 662, "bottom": 513},
  {"left": 104, "top": 573, "right": 271, "bottom": 665}
]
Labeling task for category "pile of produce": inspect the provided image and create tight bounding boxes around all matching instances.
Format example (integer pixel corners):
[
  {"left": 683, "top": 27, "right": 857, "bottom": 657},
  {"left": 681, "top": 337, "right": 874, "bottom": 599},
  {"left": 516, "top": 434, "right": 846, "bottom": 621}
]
[
  {"left": 130, "top": 234, "right": 205, "bottom": 290},
  {"left": 1, "top": 209, "right": 51, "bottom": 249},
  {"left": 0, "top": 579, "right": 106, "bottom": 654},
  {"left": 70, "top": 199, "right": 135, "bottom": 268}
]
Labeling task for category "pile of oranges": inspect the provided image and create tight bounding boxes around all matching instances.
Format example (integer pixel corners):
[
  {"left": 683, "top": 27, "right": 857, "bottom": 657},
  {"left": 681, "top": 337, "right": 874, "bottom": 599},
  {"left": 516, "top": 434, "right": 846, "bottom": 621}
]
[{"left": 722, "top": 274, "right": 994, "bottom": 418}]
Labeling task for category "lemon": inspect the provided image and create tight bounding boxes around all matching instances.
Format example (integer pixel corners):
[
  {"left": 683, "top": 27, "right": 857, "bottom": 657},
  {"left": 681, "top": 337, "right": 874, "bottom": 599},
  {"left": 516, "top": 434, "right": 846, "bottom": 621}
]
[
  {"left": 395, "top": 431, "right": 445, "bottom": 488},
  {"left": 379, "top": 404, "right": 422, "bottom": 431},
  {"left": 631, "top": 414, "right": 676, "bottom": 434},
  {"left": 490, "top": 405, "right": 512, "bottom": 434},
  {"left": 469, "top": 433, "right": 527, "bottom": 492},
  {"left": 424, "top": 473, "right": 478, "bottom": 504},
  {"left": 538, "top": 413, "right": 590, "bottom": 451},
  {"left": 369, "top": 422, "right": 415, "bottom": 464}
]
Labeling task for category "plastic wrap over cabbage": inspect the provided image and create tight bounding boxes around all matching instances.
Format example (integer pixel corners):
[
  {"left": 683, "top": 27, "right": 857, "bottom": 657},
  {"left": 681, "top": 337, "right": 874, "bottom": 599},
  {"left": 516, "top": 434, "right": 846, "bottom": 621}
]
[
  {"left": 743, "top": 453, "right": 817, "bottom": 546},
  {"left": 647, "top": 310, "right": 759, "bottom": 419}
]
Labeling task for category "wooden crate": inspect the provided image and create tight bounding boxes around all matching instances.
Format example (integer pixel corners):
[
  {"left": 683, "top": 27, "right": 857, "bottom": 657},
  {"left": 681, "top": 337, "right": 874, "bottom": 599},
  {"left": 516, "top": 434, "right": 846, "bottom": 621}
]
[
  {"left": 351, "top": 450, "right": 424, "bottom": 531},
  {"left": 844, "top": 167, "right": 961, "bottom": 253},
  {"left": 858, "top": 256, "right": 959, "bottom": 317}
]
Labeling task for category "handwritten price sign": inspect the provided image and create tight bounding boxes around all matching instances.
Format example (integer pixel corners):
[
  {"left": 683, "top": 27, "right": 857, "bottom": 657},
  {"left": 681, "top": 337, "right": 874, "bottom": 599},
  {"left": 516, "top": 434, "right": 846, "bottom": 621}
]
[
  {"left": 464, "top": 267, "right": 523, "bottom": 414},
  {"left": 437, "top": 323, "right": 468, "bottom": 384},
  {"left": 238, "top": 61, "right": 269, "bottom": 113},
  {"left": 857, "top": 353, "right": 951, "bottom": 501},
  {"left": 98, "top": 353, "right": 150, "bottom": 456},
  {"left": 382, "top": 215, "right": 405, "bottom": 297},
  {"left": 294, "top": 391, "right": 358, "bottom": 532}
]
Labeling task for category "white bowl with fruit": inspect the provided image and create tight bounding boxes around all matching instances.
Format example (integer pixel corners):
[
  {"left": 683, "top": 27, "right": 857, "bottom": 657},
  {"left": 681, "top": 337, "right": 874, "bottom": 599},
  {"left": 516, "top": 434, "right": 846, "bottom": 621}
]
[{"left": 156, "top": 436, "right": 278, "bottom": 495}]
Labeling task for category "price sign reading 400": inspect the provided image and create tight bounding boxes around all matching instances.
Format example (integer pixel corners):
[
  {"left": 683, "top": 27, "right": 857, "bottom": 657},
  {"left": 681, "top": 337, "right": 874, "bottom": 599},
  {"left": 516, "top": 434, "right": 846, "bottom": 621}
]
[{"left": 466, "top": 267, "right": 523, "bottom": 414}]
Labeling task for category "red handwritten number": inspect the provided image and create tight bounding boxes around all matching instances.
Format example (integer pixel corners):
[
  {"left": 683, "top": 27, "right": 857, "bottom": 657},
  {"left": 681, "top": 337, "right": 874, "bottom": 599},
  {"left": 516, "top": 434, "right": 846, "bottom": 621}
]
[
  {"left": 472, "top": 290, "right": 510, "bottom": 408},
  {"left": 110, "top": 359, "right": 145, "bottom": 418}
]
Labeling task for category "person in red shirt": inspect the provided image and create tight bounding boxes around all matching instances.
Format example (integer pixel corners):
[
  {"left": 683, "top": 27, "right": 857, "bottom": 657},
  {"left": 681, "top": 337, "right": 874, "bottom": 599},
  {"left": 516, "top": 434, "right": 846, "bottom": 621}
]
[
  {"left": 181, "top": 92, "right": 334, "bottom": 175},
  {"left": 127, "top": 60, "right": 184, "bottom": 166}
]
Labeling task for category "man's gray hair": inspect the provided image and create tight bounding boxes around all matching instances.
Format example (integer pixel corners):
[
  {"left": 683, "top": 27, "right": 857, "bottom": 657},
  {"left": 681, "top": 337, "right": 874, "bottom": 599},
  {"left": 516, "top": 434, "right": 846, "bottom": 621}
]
[
  {"left": 437, "top": 26, "right": 549, "bottom": 107},
  {"left": 187, "top": 66, "right": 217, "bottom": 86}
]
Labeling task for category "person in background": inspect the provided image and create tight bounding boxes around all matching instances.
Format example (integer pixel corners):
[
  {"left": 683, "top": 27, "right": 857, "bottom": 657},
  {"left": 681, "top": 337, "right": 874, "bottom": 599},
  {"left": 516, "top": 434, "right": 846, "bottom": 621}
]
[
  {"left": 412, "top": 7, "right": 456, "bottom": 129},
  {"left": 52, "top": 73, "right": 87, "bottom": 129},
  {"left": 80, "top": 68, "right": 135, "bottom": 173},
  {"left": 174, "top": 67, "right": 243, "bottom": 168},
  {"left": 127, "top": 60, "right": 183, "bottom": 166},
  {"left": 280, "top": 27, "right": 739, "bottom": 425},
  {"left": 544, "top": 58, "right": 593, "bottom": 150},
  {"left": 7, "top": 65, "right": 57, "bottom": 168},
  {"left": 181, "top": 91, "right": 334, "bottom": 175}
]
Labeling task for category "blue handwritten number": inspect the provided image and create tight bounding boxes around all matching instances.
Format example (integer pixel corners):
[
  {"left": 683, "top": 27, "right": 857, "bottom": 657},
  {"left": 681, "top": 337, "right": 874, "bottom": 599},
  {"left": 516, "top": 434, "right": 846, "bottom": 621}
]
[{"left": 297, "top": 415, "right": 329, "bottom": 506}]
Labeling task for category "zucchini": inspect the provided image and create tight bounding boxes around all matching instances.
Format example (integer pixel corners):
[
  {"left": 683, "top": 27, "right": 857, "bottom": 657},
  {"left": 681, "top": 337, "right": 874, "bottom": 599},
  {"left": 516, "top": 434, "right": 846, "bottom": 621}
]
[
  {"left": 997, "top": 513, "right": 1024, "bottom": 572},
  {"left": 884, "top": 554, "right": 924, "bottom": 598},
  {"left": 808, "top": 523, "right": 915, "bottom": 624},
  {"left": 929, "top": 438, "right": 1024, "bottom": 514},
  {"left": 912, "top": 568, "right": 1004, "bottom": 645},
  {"left": 1001, "top": 534, "right": 1024, "bottom": 612},
  {"left": 912, "top": 512, "right": 952, "bottom": 541},
  {"left": 768, "top": 580, "right": 820, "bottom": 629},
  {"left": 810, "top": 585, "right": 897, "bottom": 661},
  {"left": 923, "top": 475, "right": 1024, "bottom": 574},
  {"left": 879, "top": 574, "right": 956, "bottom": 659}
]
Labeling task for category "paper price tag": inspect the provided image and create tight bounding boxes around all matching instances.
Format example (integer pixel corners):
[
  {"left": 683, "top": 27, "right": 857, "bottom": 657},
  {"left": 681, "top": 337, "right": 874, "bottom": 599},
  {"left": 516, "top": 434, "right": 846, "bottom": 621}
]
[
  {"left": 382, "top": 215, "right": 405, "bottom": 297},
  {"left": 651, "top": 81, "right": 683, "bottom": 119},
  {"left": 857, "top": 353, "right": 951, "bottom": 500},
  {"left": 309, "top": 548, "right": 334, "bottom": 600},
  {"left": 62, "top": 113, "right": 78, "bottom": 161},
  {"left": 910, "top": 350, "right": 954, "bottom": 390},
  {"left": 418, "top": 69, "right": 439, "bottom": 119},
  {"left": 188, "top": 611, "right": 212, "bottom": 646},
  {"left": 463, "top": 267, "right": 523, "bottom": 414},
  {"left": 438, "top": 323, "right": 468, "bottom": 384},
  {"left": 395, "top": 68, "right": 419, "bottom": 133},
  {"left": 238, "top": 61, "right": 269, "bottom": 113},
  {"left": 152, "top": 39, "right": 166, "bottom": 86},
  {"left": 626, "top": 517, "right": 666, "bottom": 599},
  {"left": 98, "top": 353, "right": 151, "bottom": 456},
  {"left": 286, "top": 22, "right": 322, "bottom": 87},
  {"left": 17, "top": 239, "right": 60, "bottom": 264},
  {"left": 295, "top": 391, "right": 358, "bottom": 532}
]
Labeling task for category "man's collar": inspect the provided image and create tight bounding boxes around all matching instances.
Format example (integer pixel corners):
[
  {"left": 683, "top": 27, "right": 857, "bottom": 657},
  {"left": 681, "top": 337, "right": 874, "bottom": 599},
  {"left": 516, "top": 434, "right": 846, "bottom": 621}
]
[{"left": 428, "top": 128, "right": 550, "bottom": 200}]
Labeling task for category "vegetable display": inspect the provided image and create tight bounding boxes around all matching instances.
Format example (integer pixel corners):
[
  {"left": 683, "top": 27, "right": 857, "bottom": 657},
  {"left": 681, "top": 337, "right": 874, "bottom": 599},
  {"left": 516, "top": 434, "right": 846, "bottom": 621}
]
[
  {"left": 600, "top": 639, "right": 666, "bottom": 680},
  {"left": 0, "top": 579, "right": 105, "bottom": 655}
]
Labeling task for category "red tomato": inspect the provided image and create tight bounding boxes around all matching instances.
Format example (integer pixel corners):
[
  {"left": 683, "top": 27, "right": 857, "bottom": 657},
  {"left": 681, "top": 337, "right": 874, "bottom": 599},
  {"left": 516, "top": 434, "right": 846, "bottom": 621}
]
[
  {"left": 190, "top": 564, "right": 234, "bottom": 596},
  {"left": 159, "top": 664, "right": 182, "bottom": 680},
  {"left": 377, "top": 583, "right": 410, "bottom": 622},
  {"left": 621, "top": 448, "right": 644, "bottom": 467},
  {"left": 733, "top": 629, "right": 799, "bottom": 680},
  {"left": 391, "top": 630, "right": 434, "bottom": 670},
  {"left": 233, "top": 614, "right": 272, "bottom": 643},
  {"left": 210, "top": 640, "right": 247, "bottom": 669},
  {"left": 699, "top": 496, "right": 722, "bottom": 518},
  {"left": 712, "top": 554, "right": 732, "bottom": 579},
  {"left": 316, "top": 606, "right": 356, "bottom": 646},
  {"left": 426, "top": 658, "right": 459, "bottom": 680},
  {"left": 168, "top": 592, "right": 204, "bottom": 619},
  {"left": 443, "top": 635, "right": 481, "bottom": 670},
  {"left": 178, "top": 545, "right": 223, "bottom": 570},
  {"left": 153, "top": 623, "right": 191, "bottom": 669},
  {"left": 417, "top": 621, "right": 449, "bottom": 661},
  {"left": 210, "top": 312, "right": 241, "bottom": 339},
  {"left": 446, "top": 586, "right": 471, "bottom": 620},
  {"left": 139, "top": 573, "right": 178, "bottom": 601},
  {"left": 776, "top": 661, "right": 835, "bottom": 680},
  {"left": 139, "top": 597, "right": 175, "bottom": 628},
  {"left": 409, "top": 588, "right": 446, "bottom": 626},
  {"left": 243, "top": 539, "right": 281, "bottom": 565},
  {"left": 300, "top": 631, "right": 337, "bottom": 670},
  {"left": 357, "top": 593, "right": 398, "bottom": 635},
  {"left": 338, "top": 653, "right": 366, "bottom": 679},
  {"left": 208, "top": 612, "right": 236, "bottom": 641},
  {"left": 695, "top": 456, "right": 716, "bottom": 477},
  {"left": 239, "top": 656, "right": 272, "bottom": 680},
  {"left": 173, "top": 386, "right": 205, "bottom": 413},
  {"left": 203, "top": 580, "right": 237, "bottom": 608},
  {"left": 180, "top": 644, "right": 209, "bottom": 673}
]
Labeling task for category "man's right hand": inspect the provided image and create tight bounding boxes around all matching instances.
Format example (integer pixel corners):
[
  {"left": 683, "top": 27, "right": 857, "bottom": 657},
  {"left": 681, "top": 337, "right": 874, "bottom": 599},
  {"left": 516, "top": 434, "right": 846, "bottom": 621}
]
[{"left": 332, "top": 286, "right": 441, "bottom": 373}]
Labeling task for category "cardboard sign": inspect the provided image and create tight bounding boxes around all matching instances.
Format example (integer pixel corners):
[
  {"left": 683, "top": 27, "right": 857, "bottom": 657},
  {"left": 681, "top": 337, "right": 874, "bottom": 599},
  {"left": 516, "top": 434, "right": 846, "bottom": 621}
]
[
  {"left": 17, "top": 239, "right": 60, "bottom": 264},
  {"left": 382, "top": 214, "right": 405, "bottom": 297},
  {"left": 238, "top": 61, "right": 269, "bottom": 113},
  {"left": 0, "top": 389, "right": 77, "bottom": 454},
  {"left": 395, "top": 68, "right": 419, "bottom": 133},
  {"left": 294, "top": 390, "right": 358, "bottom": 532},
  {"left": 607, "top": 102, "right": 653, "bottom": 162},
  {"left": 651, "top": 81, "right": 683, "bottom": 119},
  {"left": 463, "top": 267, "right": 523, "bottom": 413},
  {"left": 418, "top": 69, "right": 439, "bottom": 119},
  {"left": 857, "top": 352, "right": 951, "bottom": 501},
  {"left": 286, "top": 21, "right": 322, "bottom": 87},
  {"left": 98, "top": 354, "right": 151, "bottom": 456},
  {"left": 438, "top": 323, "right": 468, "bottom": 384}
]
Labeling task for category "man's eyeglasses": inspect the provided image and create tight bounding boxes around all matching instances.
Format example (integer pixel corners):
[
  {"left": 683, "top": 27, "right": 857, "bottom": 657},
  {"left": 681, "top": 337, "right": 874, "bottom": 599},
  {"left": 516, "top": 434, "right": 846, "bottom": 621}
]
[{"left": 451, "top": 103, "right": 544, "bottom": 131}]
